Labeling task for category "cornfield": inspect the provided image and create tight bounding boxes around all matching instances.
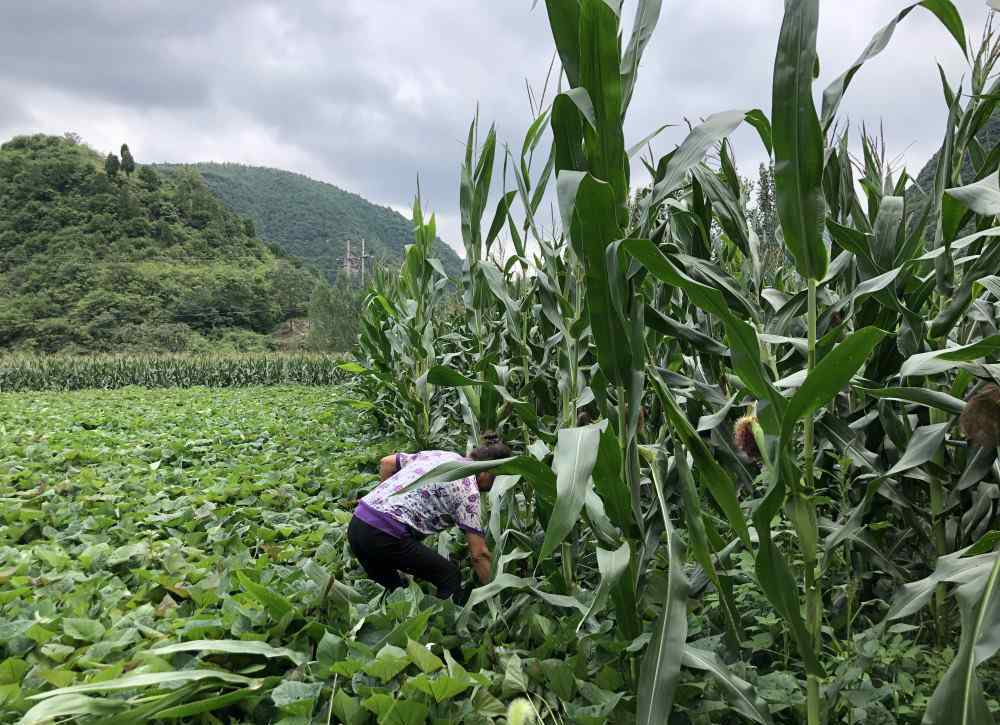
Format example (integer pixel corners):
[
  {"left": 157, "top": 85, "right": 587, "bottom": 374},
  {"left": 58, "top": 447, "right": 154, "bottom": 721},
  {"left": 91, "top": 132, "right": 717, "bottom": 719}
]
[
  {"left": 0, "top": 353, "right": 347, "bottom": 392},
  {"left": 348, "top": 1, "right": 1000, "bottom": 723}
]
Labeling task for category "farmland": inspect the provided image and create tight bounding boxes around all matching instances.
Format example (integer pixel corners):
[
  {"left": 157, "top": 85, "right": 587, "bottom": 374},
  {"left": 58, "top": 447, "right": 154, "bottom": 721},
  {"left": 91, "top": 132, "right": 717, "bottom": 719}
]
[
  {"left": 4, "top": 0, "right": 1000, "bottom": 723},
  {"left": 1, "top": 386, "right": 996, "bottom": 723},
  {"left": 0, "top": 387, "right": 396, "bottom": 721}
]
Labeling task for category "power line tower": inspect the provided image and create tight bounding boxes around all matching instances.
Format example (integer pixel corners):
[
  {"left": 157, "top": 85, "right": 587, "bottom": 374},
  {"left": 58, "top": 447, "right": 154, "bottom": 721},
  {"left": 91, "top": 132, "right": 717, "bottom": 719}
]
[
  {"left": 337, "top": 239, "right": 374, "bottom": 286},
  {"left": 358, "top": 238, "right": 373, "bottom": 286}
]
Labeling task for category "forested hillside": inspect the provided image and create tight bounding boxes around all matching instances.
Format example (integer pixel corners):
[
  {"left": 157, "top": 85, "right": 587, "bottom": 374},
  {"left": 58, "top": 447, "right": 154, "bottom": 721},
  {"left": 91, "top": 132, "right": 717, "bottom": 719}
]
[
  {"left": 914, "top": 113, "right": 1000, "bottom": 192},
  {"left": 0, "top": 135, "right": 319, "bottom": 353},
  {"left": 163, "top": 163, "right": 463, "bottom": 281}
]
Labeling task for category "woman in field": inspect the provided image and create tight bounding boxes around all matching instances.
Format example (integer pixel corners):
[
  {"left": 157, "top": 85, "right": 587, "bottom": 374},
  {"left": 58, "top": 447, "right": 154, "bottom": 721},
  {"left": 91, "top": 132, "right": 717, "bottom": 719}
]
[{"left": 347, "top": 432, "right": 512, "bottom": 604}]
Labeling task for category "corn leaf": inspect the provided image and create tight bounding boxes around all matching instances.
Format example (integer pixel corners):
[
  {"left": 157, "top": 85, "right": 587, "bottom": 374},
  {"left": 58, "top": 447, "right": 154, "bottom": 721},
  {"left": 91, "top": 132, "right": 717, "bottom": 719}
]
[{"left": 772, "top": 0, "right": 828, "bottom": 280}]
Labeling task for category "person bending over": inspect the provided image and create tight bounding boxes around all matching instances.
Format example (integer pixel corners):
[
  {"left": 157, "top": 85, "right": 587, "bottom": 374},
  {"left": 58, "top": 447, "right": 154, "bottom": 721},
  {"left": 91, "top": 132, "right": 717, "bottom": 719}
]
[{"left": 347, "top": 432, "right": 512, "bottom": 604}]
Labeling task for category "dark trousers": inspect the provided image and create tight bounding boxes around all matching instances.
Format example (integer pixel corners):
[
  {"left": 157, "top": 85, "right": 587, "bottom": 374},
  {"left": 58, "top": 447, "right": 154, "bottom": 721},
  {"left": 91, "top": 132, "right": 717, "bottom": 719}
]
[{"left": 347, "top": 516, "right": 471, "bottom": 604}]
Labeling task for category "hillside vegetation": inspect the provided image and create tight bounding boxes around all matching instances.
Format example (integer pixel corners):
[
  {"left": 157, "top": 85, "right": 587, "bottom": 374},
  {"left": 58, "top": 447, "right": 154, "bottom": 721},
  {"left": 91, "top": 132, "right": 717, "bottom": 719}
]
[
  {"left": 0, "top": 135, "right": 319, "bottom": 353},
  {"left": 166, "top": 163, "right": 463, "bottom": 281}
]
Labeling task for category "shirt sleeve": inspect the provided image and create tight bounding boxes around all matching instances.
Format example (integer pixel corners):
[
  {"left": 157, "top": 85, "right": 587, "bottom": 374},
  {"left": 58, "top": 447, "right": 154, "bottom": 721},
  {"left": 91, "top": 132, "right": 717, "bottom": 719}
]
[{"left": 453, "top": 479, "right": 484, "bottom": 536}]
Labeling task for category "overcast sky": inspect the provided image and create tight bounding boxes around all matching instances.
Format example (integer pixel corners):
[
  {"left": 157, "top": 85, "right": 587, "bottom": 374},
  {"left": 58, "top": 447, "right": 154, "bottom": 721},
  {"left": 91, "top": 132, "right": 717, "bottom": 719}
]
[{"left": 1, "top": 1, "right": 994, "bottom": 256}]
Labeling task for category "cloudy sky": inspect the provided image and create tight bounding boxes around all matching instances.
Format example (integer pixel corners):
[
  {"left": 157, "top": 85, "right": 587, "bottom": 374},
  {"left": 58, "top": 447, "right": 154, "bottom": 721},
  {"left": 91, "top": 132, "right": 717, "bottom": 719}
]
[{"left": 1, "top": 1, "right": 993, "bottom": 255}]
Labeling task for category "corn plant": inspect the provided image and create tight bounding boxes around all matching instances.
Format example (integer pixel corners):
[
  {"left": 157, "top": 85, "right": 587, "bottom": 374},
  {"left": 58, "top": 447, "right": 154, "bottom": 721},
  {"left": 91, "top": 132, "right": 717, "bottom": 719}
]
[
  {"left": 0, "top": 353, "right": 346, "bottom": 392},
  {"left": 357, "top": 0, "right": 1000, "bottom": 722}
]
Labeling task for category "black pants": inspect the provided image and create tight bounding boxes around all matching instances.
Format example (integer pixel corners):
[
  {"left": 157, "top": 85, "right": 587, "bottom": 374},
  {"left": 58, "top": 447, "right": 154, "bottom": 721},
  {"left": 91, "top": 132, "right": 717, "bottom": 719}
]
[{"left": 347, "top": 516, "right": 471, "bottom": 604}]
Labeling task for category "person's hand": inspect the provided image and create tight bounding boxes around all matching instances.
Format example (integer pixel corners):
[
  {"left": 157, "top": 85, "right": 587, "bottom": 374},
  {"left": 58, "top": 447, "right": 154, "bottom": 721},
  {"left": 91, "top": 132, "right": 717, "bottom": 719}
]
[{"left": 465, "top": 531, "right": 492, "bottom": 585}]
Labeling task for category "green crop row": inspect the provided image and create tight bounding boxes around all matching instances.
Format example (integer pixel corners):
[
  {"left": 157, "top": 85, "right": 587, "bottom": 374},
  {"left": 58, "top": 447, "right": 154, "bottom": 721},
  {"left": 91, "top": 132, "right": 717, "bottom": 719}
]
[{"left": 0, "top": 353, "right": 347, "bottom": 392}]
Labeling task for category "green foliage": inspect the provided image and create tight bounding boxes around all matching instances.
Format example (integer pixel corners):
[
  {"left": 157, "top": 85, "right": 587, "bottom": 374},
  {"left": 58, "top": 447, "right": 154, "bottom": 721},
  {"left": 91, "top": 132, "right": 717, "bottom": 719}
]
[
  {"left": 119, "top": 143, "right": 135, "bottom": 177},
  {"left": 0, "top": 135, "right": 319, "bottom": 353},
  {"left": 103, "top": 152, "right": 119, "bottom": 179},
  {"left": 158, "top": 162, "right": 464, "bottom": 282},
  {"left": 307, "top": 277, "right": 364, "bottom": 353}
]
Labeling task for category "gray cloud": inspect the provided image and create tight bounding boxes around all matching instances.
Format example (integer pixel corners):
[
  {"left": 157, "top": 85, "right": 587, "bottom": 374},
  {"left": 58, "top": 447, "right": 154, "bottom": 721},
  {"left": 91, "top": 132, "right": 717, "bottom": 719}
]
[{"left": 0, "top": 0, "right": 992, "bottom": 252}]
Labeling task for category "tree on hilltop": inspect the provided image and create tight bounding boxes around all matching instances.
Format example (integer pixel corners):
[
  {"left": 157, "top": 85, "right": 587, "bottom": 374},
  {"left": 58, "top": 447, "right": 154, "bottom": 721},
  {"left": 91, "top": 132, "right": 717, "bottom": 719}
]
[
  {"left": 105, "top": 152, "right": 120, "bottom": 178},
  {"left": 120, "top": 144, "right": 136, "bottom": 177}
]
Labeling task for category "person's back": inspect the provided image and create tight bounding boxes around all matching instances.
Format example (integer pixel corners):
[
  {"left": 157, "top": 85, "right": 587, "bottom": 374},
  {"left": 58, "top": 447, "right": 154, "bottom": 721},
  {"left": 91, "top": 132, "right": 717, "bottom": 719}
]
[
  {"left": 356, "top": 450, "right": 484, "bottom": 540},
  {"left": 346, "top": 433, "right": 511, "bottom": 603}
]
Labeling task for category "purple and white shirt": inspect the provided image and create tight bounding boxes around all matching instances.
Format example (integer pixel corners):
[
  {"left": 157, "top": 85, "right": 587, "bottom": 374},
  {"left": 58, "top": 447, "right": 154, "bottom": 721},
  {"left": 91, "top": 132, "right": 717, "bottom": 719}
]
[{"left": 355, "top": 451, "right": 484, "bottom": 539}]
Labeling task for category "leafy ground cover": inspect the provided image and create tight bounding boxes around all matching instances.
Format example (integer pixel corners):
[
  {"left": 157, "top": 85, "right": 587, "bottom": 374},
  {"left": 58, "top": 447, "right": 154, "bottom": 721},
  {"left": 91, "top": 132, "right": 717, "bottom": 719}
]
[
  {"left": 1, "top": 385, "right": 998, "bottom": 723},
  {"left": 0, "top": 386, "right": 648, "bottom": 724},
  {"left": 0, "top": 385, "right": 400, "bottom": 723}
]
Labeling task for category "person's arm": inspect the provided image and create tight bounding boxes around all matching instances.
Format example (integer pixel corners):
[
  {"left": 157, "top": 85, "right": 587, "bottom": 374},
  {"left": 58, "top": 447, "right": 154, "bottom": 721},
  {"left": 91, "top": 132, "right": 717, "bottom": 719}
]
[
  {"left": 465, "top": 531, "right": 492, "bottom": 585},
  {"left": 378, "top": 454, "right": 400, "bottom": 482}
]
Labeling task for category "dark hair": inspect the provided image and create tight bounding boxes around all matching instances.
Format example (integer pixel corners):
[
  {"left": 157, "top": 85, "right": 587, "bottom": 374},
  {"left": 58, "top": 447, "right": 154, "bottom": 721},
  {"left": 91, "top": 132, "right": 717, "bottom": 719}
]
[{"left": 469, "top": 430, "right": 512, "bottom": 461}]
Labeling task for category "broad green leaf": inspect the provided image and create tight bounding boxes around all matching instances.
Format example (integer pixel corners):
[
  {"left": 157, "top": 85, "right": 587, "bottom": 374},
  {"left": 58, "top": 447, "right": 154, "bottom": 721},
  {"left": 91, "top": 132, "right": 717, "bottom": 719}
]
[
  {"left": 155, "top": 686, "right": 263, "bottom": 719},
  {"left": 148, "top": 639, "right": 306, "bottom": 665},
  {"left": 644, "top": 306, "right": 730, "bottom": 357},
  {"left": 855, "top": 386, "right": 965, "bottom": 415},
  {"left": 886, "top": 547, "right": 999, "bottom": 622},
  {"left": 362, "top": 644, "right": 411, "bottom": 684},
  {"left": 669, "top": 438, "right": 743, "bottom": 646},
  {"left": 271, "top": 680, "right": 321, "bottom": 710},
  {"left": 648, "top": 110, "right": 749, "bottom": 209},
  {"left": 923, "top": 555, "right": 1000, "bottom": 725},
  {"left": 331, "top": 690, "right": 368, "bottom": 725},
  {"left": 772, "top": 0, "right": 828, "bottom": 280},
  {"left": 579, "top": 0, "right": 627, "bottom": 208},
  {"left": 541, "top": 659, "right": 577, "bottom": 700},
  {"left": 463, "top": 573, "right": 534, "bottom": 614},
  {"left": 236, "top": 571, "right": 293, "bottom": 621},
  {"left": 406, "top": 672, "right": 471, "bottom": 704},
  {"left": 406, "top": 639, "right": 444, "bottom": 674},
  {"left": 362, "top": 693, "right": 429, "bottom": 725},
  {"left": 637, "top": 443, "right": 689, "bottom": 725},
  {"left": 62, "top": 619, "right": 105, "bottom": 643},
  {"left": 946, "top": 170, "right": 1000, "bottom": 217},
  {"left": 821, "top": 0, "right": 966, "bottom": 130},
  {"left": 900, "top": 335, "right": 1000, "bottom": 377},
  {"left": 578, "top": 542, "right": 630, "bottom": 632},
  {"left": 592, "top": 424, "right": 637, "bottom": 533},
  {"left": 28, "top": 670, "right": 257, "bottom": 700},
  {"left": 780, "top": 327, "right": 887, "bottom": 445},
  {"left": 682, "top": 647, "right": 775, "bottom": 724},
  {"left": 19, "top": 694, "right": 125, "bottom": 724},
  {"left": 544, "top": 0, "right": 581, "bottom": 87},
  {"left": 621, "top": 0, "right": 662, "bottom": 110},
  {"left": 539, "top": 424, "right": 603, "bottom": 562},
  {"left": 886, "top": 423, "right": 950, "bottom": 477},
  {"left": 563, "top": 172, "right": 631, "bottom": 385}
]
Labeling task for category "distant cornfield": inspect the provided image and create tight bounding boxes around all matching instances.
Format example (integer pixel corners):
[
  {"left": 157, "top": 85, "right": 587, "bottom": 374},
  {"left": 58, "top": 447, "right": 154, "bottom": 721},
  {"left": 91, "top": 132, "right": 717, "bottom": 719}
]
[{"left": 0, "top": 353, "right": 347, "bottom": 392}]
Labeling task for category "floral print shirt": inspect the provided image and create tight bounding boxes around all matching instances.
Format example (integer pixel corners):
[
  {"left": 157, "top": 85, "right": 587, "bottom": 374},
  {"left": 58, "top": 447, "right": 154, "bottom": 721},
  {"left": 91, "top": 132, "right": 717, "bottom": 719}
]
[{"left": 359, "top": 451, "right": 484, "bottom": 537}]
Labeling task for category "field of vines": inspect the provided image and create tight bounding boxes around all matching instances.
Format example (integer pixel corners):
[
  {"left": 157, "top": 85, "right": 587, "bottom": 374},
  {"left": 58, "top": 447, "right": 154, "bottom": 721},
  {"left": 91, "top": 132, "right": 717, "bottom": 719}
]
[{"left": 4, "top": 0, "right": 1000, "bottom": 724}]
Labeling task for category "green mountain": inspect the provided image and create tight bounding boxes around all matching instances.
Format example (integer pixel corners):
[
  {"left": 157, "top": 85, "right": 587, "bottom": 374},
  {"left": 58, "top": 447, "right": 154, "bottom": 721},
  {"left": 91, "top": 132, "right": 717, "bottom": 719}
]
[
  {"left": 0, "top": 135, "right": 319, "bottom": 354},
  {"left": 161, "top": 163, "right": 464, "bottom": 281},
  {"left": 913, "top": 115, "right": 1000, "bottom": 194}
]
